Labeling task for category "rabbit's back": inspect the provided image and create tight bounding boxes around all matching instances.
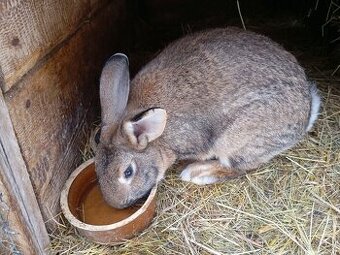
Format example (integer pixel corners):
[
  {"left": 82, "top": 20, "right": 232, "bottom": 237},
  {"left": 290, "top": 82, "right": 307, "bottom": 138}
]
[{"left": 130, "top": 27, "right": 310, "bottom": 113}]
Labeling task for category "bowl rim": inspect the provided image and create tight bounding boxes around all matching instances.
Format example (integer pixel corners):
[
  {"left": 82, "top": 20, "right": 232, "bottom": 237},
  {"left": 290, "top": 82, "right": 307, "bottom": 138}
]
[{"left": 60, "top": 158, "right": 157, "bottom": 232}]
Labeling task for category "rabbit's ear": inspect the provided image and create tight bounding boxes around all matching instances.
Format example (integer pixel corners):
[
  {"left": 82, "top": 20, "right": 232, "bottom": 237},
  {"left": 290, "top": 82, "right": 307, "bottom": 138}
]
[
  {"left": 123, "top": 108, "right": 167, "bottom": 150},
  {"left": 100, "top": 53, "right": 130, "bottom": 143}
]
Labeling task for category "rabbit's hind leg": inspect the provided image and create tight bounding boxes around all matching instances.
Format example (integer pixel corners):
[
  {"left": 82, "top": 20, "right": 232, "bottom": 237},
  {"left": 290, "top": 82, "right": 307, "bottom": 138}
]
[{"left": 180, "top": 160, "right": 246, "bottom": 185}]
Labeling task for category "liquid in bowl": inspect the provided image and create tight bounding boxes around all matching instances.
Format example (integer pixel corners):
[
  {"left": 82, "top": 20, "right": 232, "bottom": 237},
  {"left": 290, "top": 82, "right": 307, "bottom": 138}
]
[{"left": 76, "top": 180, "right": 144, "bottom": 225}]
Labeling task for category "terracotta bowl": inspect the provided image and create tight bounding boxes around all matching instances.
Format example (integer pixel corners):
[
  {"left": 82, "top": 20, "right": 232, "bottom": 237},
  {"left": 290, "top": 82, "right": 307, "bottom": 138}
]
[{"left": 60, "top": 158, "right": 157, "bottom": 245}]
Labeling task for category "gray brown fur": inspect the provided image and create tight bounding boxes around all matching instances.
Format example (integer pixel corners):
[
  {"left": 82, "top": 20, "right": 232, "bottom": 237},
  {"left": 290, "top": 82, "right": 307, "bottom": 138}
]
[{"left": 95, "top": 27, "right": 320, "bottom": 208}]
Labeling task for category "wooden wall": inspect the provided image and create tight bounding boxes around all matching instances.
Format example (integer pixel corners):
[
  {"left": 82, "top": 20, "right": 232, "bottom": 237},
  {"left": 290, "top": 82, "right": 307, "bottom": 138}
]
[
  {"left": 0, "top": 0, "right": 112, "bottom": 92},
  {"left": 0, "top": 0, "right": 129, "bottom": 253}
]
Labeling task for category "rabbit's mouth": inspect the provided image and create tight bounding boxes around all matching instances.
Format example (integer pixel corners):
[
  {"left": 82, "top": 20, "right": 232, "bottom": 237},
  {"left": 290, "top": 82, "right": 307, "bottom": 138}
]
[
  {"left": 124, "top": 188, "right": 153, "bottom": 208},
  {"left": 141, "top": 188, "right": 152, "bottom": 199}
]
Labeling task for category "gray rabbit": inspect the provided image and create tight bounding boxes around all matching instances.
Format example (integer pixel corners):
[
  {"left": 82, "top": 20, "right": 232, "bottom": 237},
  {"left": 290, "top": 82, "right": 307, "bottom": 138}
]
[{"left": 95, "top": 27, "right": 320, "bottom": 208}]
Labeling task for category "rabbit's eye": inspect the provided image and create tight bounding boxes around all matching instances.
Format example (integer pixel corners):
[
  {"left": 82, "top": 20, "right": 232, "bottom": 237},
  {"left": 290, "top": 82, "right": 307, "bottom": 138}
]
[{"left": 124, "top": 165, "right": 133, "bottom": 178}]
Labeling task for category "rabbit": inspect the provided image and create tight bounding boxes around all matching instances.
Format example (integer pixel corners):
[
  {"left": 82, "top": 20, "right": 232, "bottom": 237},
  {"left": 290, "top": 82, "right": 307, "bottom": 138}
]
[{"left": 95, "top": 27, "right": 320, "bottom": 209}]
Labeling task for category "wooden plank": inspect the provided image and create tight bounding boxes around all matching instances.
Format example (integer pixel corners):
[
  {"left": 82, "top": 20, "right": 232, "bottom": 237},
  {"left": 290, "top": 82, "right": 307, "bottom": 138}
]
[
  {"left": 0, "top": 175, "right": 33, "bottom": 254},
  {"left": 0, "top": 88, "right": 49, "bottom": 254},
  {"left": 0, "top": 176, "right": 20, "bottom": 254},
  {"left": 0, "top": 0, "right": 110, "bottom": 92},
  {"left": 4, "top": 0, "right": 128, "bottom": 230}
]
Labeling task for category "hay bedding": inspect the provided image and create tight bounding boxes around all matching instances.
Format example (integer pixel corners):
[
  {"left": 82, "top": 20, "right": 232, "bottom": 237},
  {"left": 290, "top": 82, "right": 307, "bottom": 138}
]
[{"left": 48, "top": 64, "right": 340, "bottom": 254}]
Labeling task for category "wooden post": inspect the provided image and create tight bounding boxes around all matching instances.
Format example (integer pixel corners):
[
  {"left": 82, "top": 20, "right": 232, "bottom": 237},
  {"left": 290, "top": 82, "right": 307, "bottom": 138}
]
[{"left": 0, "top": 87, "right": 50, "bottom": 254}]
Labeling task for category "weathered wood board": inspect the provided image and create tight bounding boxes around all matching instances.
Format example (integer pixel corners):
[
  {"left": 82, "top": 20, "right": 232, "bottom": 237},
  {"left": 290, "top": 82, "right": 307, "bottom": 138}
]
[
  {"left": 0, "top": 0, "right": 110, "bottom": 92},
  {"left": 0, "top": 176, "right": 23, "bottom": 254},
  {"left": 3, "top": 0, "right": 128, "bottom": 230},
  {"left": 0, "top": 175, "right": 38, "bottom": 254},
  {"left": 0, "top": 88, "right": 49, "bottom": 254}
]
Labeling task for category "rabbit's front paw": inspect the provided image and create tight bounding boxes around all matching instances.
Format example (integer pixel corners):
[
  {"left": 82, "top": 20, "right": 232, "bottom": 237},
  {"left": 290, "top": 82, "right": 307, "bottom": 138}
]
[
  {"left": 180, "top": 162, "right": 220, "bottom": 185},
  {"left": 180, "top": 160, "right": 247, "bottom": 185}
]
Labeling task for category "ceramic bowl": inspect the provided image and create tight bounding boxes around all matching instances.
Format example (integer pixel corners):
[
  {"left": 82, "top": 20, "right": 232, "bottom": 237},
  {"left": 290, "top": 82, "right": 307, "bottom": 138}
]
[{"left": 60, "top": 158, "right": 157, "bottom": 244}]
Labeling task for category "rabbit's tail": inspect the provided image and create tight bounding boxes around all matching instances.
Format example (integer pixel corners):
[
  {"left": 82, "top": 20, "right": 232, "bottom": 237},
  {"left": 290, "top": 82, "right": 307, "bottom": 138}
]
[{"left": 306, "top": 81, "right": 321, "bottom": 132}]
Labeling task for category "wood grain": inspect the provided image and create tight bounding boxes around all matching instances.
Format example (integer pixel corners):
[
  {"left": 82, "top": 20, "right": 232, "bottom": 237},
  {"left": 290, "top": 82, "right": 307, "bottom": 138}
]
[
  {"left": 0, "top": 0, "right": 110, "bottom": 92},
  {"left": 4, "top": 0, "right": 128, "bottom": 230},
  {"left": 0, "top": 88, "right": 49, "bottom": 254}
]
